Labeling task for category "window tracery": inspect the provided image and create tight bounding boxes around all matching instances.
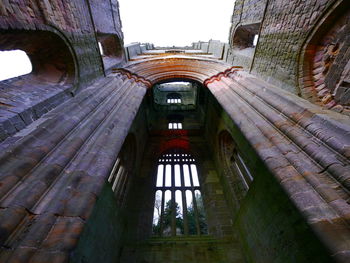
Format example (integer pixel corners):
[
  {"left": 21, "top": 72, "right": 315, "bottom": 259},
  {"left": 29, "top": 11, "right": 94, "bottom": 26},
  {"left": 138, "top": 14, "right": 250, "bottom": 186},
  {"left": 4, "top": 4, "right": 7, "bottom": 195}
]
[{"left": 152, "top": 149, "right": 207, "bottom": 237}]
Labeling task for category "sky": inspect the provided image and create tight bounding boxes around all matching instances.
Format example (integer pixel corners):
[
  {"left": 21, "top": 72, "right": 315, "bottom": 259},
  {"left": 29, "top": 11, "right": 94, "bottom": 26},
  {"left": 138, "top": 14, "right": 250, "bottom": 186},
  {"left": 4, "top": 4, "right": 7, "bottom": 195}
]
[
  {"left": 0, "top": 1, "right": 236, "bottom": 81},
  {"left": 0, "top": 50, "right": 32, "bottom": 81},
  {"left": 118, "top": 0, "right": 236, "bottom": 46}
]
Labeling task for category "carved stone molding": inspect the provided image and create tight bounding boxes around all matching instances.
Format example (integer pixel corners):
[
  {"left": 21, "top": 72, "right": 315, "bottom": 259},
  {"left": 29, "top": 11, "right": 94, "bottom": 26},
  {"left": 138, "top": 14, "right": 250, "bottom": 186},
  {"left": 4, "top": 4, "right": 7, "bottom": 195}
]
[
  {"left": 113, "top": 68, "right": 152, "bottom": 88},
  {"left": 207, "top": 70, "right": 350, "bottom": 262}
]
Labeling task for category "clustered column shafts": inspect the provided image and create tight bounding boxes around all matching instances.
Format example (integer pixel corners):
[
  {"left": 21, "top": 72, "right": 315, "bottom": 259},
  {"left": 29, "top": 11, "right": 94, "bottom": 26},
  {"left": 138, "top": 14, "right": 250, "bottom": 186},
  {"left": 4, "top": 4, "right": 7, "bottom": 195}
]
[{"left": 0, "top": 73, "right": 147, "bottom": 261}]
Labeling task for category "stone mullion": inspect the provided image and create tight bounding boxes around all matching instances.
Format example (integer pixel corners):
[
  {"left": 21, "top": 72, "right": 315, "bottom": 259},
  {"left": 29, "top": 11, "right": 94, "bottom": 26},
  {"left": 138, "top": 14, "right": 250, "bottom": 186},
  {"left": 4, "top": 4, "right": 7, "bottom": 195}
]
[
  {"left": 180, "top": 163, "right": 189, "bottom": 236},
  {"left": 108, "top": 157, "right": 121, "bottom": 183},
  {"left": 118, "top": 171, "right": 129, "bottom": 205},
  {"left": 114, "top": 168, "right": 126, "bottom": 196},
  {"left": 159, "top": 160, "right": 166, "bottom": 236},
  {"left": 188, "top": 163, "right": 201, "bottom": 235},
  {"left": 171, "top": 156, "right": 176, "bottom": 236},
  {"left": 112, "top": 165, "right": 124, "bottom": 192}
]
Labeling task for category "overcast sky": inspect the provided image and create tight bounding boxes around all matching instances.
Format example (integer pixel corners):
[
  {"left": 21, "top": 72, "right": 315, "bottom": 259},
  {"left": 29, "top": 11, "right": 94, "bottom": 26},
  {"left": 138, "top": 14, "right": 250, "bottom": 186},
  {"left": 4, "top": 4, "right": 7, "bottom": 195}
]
[
  {"left": 118, "top": 0, "right": 236, "bottom": 46},
  {"left": 0, "top": 1, "right": 236, "bottom": 82}
]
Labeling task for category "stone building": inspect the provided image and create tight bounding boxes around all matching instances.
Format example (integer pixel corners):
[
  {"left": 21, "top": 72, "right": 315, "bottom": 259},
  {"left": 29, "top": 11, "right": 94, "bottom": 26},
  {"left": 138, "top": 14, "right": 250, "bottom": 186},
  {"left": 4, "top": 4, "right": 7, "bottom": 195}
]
[{"left": 0, "top": 0, "right": 349, "bottom": 262}]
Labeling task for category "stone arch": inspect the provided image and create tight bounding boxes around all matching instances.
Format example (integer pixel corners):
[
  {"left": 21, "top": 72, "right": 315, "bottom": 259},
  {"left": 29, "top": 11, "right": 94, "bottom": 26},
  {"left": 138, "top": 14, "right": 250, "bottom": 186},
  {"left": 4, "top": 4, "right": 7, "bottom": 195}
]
[
  {"left": 0, "top": 29, "right": 76, "bottom": 85},
  {"left": 124, "top": 57, "right": 232, "bottom": 84},
  {"left": 298, "top": 0, "right": 350, "bottom": 115}
]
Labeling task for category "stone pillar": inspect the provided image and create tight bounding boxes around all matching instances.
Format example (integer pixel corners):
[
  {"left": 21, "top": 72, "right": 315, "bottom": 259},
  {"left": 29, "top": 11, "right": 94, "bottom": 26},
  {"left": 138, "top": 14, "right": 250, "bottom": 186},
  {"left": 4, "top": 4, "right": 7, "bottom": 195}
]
[
  {"left": 206, "top": 69, "right": 350, "bottom": 263},
  {"left": 0, "top": 73, "right": 147, "bottom": 262}
]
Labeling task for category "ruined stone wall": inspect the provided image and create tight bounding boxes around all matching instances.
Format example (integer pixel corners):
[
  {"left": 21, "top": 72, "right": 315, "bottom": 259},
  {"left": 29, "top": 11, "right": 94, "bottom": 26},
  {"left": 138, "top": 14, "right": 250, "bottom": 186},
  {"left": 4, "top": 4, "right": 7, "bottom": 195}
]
[
  {"left": 0, "top": 0, "right": 125, "bottom": 141},
  {"left": 71, "top": 98, "right": 149, "bottom": 263},
  {"left": 0, "top": 0, "right": 107, "bottom": 84},
  {"left": 249, "top": 0, "right": 338, "bottom": 93},
  {"left": 230, "top": 0, "right": 266, "bottom": 29},
  {"left": 119, "top": 131, "right": 245, "bottom": 262},
  {"left": 228, "top": 0, "right": 350, "bottom": 113},
  {"left": 120, "top": 238, "right": 242, "bottom": 263},
  {"left": 204, "top": 85, "right": 335, "bottom": 263}
]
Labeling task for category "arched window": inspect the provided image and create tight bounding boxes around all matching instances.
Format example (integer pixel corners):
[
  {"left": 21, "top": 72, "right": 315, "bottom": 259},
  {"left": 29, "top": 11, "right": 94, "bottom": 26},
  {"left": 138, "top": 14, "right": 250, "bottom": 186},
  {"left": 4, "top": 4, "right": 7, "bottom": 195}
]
[
  {"left": 108, "top": 134, "right": 136, "bottom": 206},
  {"left": 152, "top": 149, "right": 207, "bottom": 236},
  {"left": 219, "top": 131, "right": 253, "bottom": 208}
]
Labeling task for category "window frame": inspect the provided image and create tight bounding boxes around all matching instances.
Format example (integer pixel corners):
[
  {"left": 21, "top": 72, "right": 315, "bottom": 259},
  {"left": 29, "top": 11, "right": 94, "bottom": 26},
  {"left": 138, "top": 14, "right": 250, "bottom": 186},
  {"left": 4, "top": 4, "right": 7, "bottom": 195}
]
[{"left": 152, "top": 149, "right": 207, "bottom": 237}]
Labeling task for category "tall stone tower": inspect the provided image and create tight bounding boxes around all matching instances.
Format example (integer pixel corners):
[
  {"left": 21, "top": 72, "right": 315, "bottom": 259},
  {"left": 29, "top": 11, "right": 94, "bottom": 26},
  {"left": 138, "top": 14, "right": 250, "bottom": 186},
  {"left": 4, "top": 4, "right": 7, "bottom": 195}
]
[{"left": 0, "top": 0, "right": 349, "bottom": 262}]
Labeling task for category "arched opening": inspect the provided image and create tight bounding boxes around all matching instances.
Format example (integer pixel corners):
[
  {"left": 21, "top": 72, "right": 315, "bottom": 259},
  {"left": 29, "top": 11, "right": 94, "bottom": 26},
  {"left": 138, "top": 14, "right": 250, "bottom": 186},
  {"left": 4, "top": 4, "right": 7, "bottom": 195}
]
[
  {"left": 148, "top": 79, "right": 205, "bottom": 131},
  {"left": 97, "top": 33, "right": 124, "bottom": 71},
  {"left": 299, "top": 1, "right": 350, "bottom": 114},
  {"left": 0, "top": 30, "right": 75, "bottom": 84},
  {"left": 218, "top": 130, "right": 253, "bottom": 210},
  {"left": 230, "top": 23, "right": 260, "bottom": 68},
  {"left": 108, "top": 134, "right": 136, "bottom": 206},
  {"left": 0, "top": 29, "right": 76, "bottom": 141},
  {"left": 153, "top": 81, "right": 197, "bottom": 108},
  {"left": 232, "top": 23, "right": 260, "bottom": 49}
]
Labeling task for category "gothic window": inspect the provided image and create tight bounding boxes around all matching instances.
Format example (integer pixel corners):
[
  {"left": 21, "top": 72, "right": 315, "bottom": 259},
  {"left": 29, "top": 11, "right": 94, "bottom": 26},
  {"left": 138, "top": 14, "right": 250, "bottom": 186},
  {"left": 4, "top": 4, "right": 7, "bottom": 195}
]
[
  {"left": 219, "top": 131, "right": 253, "bottom": 208},
  {"left": 0, "top": 50, "right": 32, "bottom": 81},
  {"left": 152, "top": 149, "right": 207, "bottom": 237},
  {"left": 108, "top": 135, "right": 136, "bottom": 206},
  {"left": 108, "top": 156, "right": 130, "bottom": 205},
  {"left": 168, "top": 122, "right": 182, "bottom": 129},
  {"left": 230, "top": 149, "right": 253, "bottom": 189}
]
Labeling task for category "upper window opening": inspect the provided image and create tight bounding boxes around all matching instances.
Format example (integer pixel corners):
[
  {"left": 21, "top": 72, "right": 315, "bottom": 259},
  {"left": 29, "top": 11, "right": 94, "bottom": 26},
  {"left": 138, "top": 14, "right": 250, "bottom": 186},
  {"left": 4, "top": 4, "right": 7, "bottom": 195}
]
[
  {"left": 97, "top": 33, "right": 124, "bottom": 70},
  {"left": 232, "top": 23, "right": 260, "bottom": 49},
  {"left": 152, "top": 80, "right": 199, "bottom": 110},
  {"left": 152, "top": 149, "right": 207, "bottom": 237},
  {"left": 108, "top": 134, "right": 136, "bottom": 206},
  {"left": 0, "top": 50, "right": 32, "bottom": 81},
  {"left": 168, "top": 122, "right": 182, "bottom": 129},
  {"left": 167, "top": 98, "right": 182, "bottom": 104},
  {"left": 219, "top": 131, "right": 253, "bottom": 209},
  {"left": 166, "top": 92, "right": 182, "bottom": 104}
]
